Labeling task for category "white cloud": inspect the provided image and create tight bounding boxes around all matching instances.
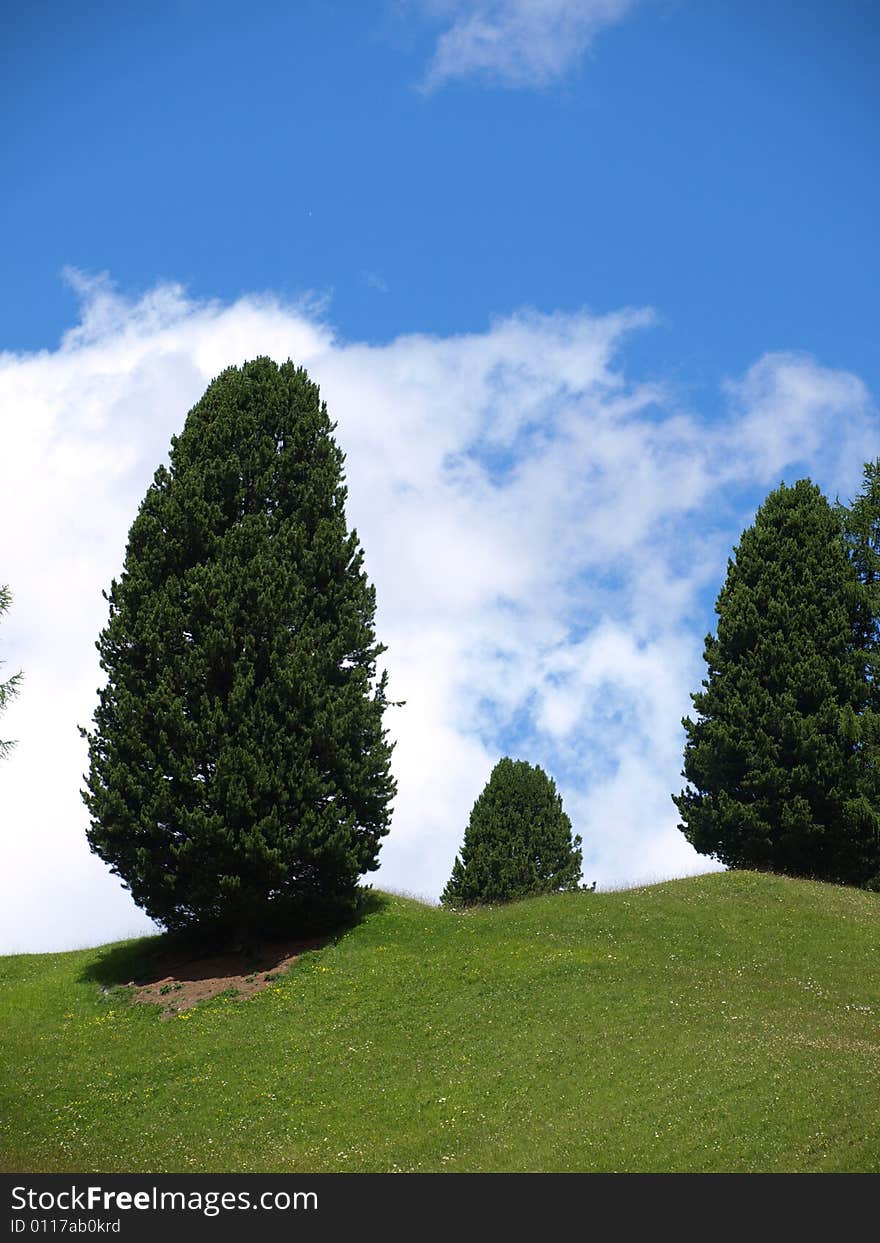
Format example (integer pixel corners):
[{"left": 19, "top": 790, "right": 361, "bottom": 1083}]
[
  {"left": 722, "top": 351, "right": 873, "bottom": 496},
  {"left": 0, "top": 274, "right": 876, "bottom": 951},
  {"left": 415, "top": 0, "right": 641, "bottom": 91}
]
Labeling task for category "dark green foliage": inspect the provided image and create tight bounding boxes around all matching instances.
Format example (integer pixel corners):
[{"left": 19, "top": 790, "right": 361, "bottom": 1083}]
[
  {"left": 441, "top": 757, "right": 582, "bottom": 907},
  {"left": 82, "top": 358, "right": 396, "bottom": 939},
  {"left": 838, "top": 459, "right": 880, "bottom": 692},
  {"left": 0, "top": 584, "right": 22, "bottom": 761},
  {"left": 673, "top": 479, "right": 880, "bottom": 886}
]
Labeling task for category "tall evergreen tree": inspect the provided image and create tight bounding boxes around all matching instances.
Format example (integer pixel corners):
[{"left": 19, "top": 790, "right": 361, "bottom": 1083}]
[
  {"left": 442, "top": 758, "right": 582, "bottom": 907},
  {"left": 82, "top": 358, "right": 396, "bottom": 939},
  {"left": 838, "top": 458, "right": 880, "bottom": 692},
  {"left": 673, "top": 479, "right": 880, "bottom": 887},
  {"left": 0, "top": 585, "right": 22, "bottom": 761}
]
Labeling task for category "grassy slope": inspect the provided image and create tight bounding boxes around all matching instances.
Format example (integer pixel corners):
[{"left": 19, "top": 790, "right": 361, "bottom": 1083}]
[{"left": 1, "top": 871, "right": 879, "bottom": 1173}]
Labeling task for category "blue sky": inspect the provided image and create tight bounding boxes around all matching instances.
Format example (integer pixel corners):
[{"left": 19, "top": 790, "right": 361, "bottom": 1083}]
[
  {"left": 2, "top": 1, "right": 879, "bottom": 949},
  {"left": 4, "top": 0, "right": 878, "bottom": 386}
]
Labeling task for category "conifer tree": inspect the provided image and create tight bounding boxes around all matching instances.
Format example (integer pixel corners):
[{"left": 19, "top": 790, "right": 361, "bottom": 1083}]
[
  {"left": 82, "top": 359, "right": 396, "bottom": 938},
  {"left": 674, "top": 479, "right": 880, "bottom": 886},
  {"left": 441, "top": 758, "right": 582, "bottom": 907},
  {"left": 838, "top": 458, "right": 880, "bottom": 690},
  {"left": 0, "top": 585, "right": 22, "bottom": 761}
]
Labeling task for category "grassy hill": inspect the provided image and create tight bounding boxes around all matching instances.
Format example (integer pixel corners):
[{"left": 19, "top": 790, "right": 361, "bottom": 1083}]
[{"left": 2, "top": 870, "right": 879, "bottom": 1173}]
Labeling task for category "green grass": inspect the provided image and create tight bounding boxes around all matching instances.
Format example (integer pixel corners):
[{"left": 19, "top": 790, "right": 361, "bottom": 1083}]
[{"left": 2, "top": 871, "right": 879, "bottom": 1172}]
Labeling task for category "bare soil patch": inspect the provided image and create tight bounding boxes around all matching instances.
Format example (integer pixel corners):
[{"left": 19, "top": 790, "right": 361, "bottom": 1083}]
[{"left": 126, "top": 937, "right": 325, "bottom": 1015}]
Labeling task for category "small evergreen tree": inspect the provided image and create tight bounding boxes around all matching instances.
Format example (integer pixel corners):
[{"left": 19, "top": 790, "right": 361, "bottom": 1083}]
[
  {"left": 0, "top": 585, "right": 22, "bottom": 761},
  {"left": 673, "top": 479, "right": 880, "bottom": 886},
  {"left": 82, "top": 358, "right": 396, "bottom": 939},
  {"left": 441, "top": 758, "right": 582, "bottom": 907}
]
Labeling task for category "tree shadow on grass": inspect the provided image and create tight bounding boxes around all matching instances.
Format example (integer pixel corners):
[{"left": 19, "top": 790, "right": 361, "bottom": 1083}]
[{"left": 78, "top": 889, "right": 388, "bottom": 1010}]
